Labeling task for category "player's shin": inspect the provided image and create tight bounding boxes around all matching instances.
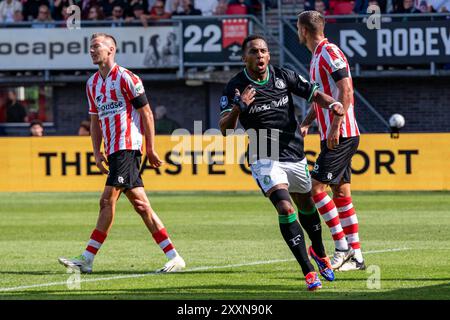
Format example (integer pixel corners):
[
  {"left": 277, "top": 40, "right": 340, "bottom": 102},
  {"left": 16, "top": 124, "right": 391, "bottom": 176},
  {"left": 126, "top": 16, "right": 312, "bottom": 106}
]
[
  {"left": 298, "top": 208, "right": 326, "bottom": 258},
  {"left": 278, "top": 212, "right": 315, "bottom": 276},
  {"left": 152, "top": 227, "right": 179, "bottom": 260},
  {"left": 312, "top": 192, "right": 348, "bottom": 251},
  {"left": 82, "top": 229, "right": 107, "bottom": 262}
]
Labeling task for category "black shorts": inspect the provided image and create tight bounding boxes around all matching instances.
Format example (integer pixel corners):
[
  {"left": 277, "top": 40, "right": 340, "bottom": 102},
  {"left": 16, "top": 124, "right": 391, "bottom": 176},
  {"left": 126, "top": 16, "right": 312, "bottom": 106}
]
[
  {"left": 106, "top": 150, "right": 144, "bottom": 190},
  {"left": 311, "top": 136, "right": 360, "bottom": 185}
]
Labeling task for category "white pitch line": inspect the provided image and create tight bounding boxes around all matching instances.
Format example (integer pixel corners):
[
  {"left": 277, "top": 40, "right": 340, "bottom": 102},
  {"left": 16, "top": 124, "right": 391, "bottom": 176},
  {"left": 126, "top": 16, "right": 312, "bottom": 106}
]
[{"left": 0, "top": 247, "right": 410, "bottom": 292}]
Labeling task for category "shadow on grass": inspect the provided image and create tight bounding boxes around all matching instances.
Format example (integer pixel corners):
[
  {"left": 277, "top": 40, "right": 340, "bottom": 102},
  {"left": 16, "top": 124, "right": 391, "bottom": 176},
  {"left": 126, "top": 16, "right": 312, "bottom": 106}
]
[{"left": 1, "top": 281, "right": 449, "bottom": 300}]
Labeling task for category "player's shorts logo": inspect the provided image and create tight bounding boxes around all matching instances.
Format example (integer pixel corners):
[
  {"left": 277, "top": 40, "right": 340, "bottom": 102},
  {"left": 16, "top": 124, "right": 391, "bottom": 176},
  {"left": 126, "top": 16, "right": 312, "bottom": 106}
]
[
  {"left": 327, "top": 172, "right": 333, "bottom": 180},
  {"left": 118, "top": 176, "right": 124, "bottom": 184},
  {"left": 275, "top": 78, "right": 286, "bottom": 89},
  {"left": 263, "top": 175, "right": 271, "bottom": 185}
]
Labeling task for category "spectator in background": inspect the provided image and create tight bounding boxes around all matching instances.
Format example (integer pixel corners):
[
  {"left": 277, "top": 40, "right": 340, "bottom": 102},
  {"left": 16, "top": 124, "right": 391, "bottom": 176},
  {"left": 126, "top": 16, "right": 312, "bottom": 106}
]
[
  {"left": 52, "top": 0, "right": 72, "bottom": 21},
  {"left": 23, "top": 0, "right": 50, "bottom": 21},
  {"left": 147, "top": 0, "right": 172, "bottom": 20},
  {"left": 87, "top": 5, "right": 104, "bottom": 20},
  {"left": 354, "top": 0, "right": 387, "bottom": 13},
  {"left": 0, "top": 0, "right": 23, "bottom": 23},
  {"left": 226, "top": 0, "right": 249, "bottom": 14},
  {"left": 428, "top": 0, "right": 450, "bottom": 12},
  {"left": 314, "top": 0, "right": 331, "bottom": 15},
  {"left": 394, "top": 0, "right": 421, "bottom": 12},
  {"left": 330, "top": 0, "right": 355, "bottom": 14},
  {"left": 106, "top": 4, "right": 125, "bottom": 26},
  {"left": 214, "top": 0, "right": 228, "bottom": 14},
  {"left": 78, "top": 120, "right": 90, "bottom": 136},
  {"left": 165, "top": 0, "right": 184, "bottom": 14},
  {"left": 102, "top": 0, "right": 126, "bottom": 18},
  {"left": 30, "top": 119, "right": 44, "bottom": 136},
  {"left": 418, "top": 0, "right": 432, "bottom": 11},
  {"left": 32, "top": 4, "right": 55, "bottom": 27},
  {"left": 13, "top": 9, "right": 23, "bottom": 21},
  {"left": 6, "top": 91, "right": 27, "bottom": 123},
  {"left": 172, "top": 0, "right": 202, "bottom": 15},
  {"left": 195, "top": 0, "right": 218, "bottom": 16},
  {"left": 155, "top": 105, "right": 181, "bottom": 134}
]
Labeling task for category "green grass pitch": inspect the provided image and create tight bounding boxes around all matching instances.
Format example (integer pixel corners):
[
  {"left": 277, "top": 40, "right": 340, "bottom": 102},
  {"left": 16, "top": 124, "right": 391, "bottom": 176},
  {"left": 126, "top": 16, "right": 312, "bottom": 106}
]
[{"left": 0, "top": 191, "right": 449, "bottom": 300}]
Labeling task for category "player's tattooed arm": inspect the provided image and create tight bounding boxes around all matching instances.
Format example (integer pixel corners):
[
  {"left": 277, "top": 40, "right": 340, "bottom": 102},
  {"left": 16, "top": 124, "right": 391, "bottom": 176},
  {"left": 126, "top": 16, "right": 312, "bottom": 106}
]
[
  {"left": 299, "top": 106, "right": 317, "bottom": 137},
  {"left": 90, "top": 114, "right": 109, "bottom": 174},
  {"left": 137, "top": 104, "right": 163, "bottom": 168}
]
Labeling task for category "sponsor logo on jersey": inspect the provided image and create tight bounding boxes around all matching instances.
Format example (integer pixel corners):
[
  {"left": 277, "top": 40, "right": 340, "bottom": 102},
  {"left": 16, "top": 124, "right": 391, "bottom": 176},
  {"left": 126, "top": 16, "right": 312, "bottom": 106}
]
[
  {"left": 220, "top": 96, "right": 228, "bottom": 109},
  {"left": 248, "top": 95, "right": 289, "bottom": 114},
  {"left": 332, "top": 58, "right": 346, "bottom": 70},
  {"left": 97, "top": 101, "right": 124, "bottom": 117},
  {"left": 135, "top": 83, "right": 144, "bottom": 95},
  {"left": 275, "top": 78, "right": 286, "bottom": 89}
]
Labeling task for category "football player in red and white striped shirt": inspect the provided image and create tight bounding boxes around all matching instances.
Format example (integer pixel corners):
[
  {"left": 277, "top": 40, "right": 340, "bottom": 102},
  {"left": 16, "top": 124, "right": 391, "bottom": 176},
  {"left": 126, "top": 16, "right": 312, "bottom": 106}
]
[
  {"left": 58, "top": 33, "right": 185, "bottom": 273},
  {"left": 297, "top": 11, "right": 365, "bottom": 271}
]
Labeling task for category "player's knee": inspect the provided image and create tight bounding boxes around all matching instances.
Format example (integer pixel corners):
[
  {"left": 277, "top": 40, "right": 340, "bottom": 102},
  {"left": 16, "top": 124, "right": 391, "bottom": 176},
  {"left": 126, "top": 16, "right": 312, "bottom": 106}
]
[
  {"left": 269, "top": 189, "right": 295, "bottom": 215},
  {"left": 99, "top": 197, "right": 115, "bottom": 211},
  {"left": 133, "top": 199, "right": 150, "bottom": 216}
]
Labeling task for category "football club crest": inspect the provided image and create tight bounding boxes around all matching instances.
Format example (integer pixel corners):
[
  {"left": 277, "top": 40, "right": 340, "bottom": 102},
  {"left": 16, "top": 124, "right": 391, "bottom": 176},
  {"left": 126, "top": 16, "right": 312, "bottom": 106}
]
[
  {"left": 220, "top": 96, "right": 228, "bottom": 108},
  {"left": 275, "top": 78, "right": 286, "bottom": 89}
]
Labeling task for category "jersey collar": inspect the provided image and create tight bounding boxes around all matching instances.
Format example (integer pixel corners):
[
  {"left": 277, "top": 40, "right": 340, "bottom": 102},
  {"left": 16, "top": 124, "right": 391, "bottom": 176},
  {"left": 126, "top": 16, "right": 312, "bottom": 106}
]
[
  {"left": 313, "top": 38, "right": 328, "bottom": 56},
  {"left": 98, "top": 63, "right": 118, "bottom": 81},
  {"left": 243, "top": 66, "right": 270, "bottom": 85}
]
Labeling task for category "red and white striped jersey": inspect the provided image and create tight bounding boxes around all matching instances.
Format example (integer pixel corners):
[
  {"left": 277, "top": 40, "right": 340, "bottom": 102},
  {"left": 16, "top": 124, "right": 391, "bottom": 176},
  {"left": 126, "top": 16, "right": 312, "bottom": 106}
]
[
  {"left": 309, "top": 38, "right": 360, "bottom": 141},
  {"left": 87, "top": 64, "right": 146, "bottom": 156}
]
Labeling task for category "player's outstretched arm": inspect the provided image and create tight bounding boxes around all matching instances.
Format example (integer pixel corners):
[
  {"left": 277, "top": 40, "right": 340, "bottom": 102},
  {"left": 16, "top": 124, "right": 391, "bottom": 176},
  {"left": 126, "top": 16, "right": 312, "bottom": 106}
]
[
  {"left": 137, "top": 103, "right": 163, "bottom": 168},
  {"left": 90, "top": 114, "right": 109, "bottom": 174},
  {"left": 299, "top": 106, "right": 317, "bottom": 137}
]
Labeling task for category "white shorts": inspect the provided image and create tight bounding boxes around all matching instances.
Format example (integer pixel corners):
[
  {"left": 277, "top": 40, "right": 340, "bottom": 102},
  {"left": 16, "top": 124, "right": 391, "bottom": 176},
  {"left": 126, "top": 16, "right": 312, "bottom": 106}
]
[{"left": 250, "top": 158, "right": 312, "bottom": 195}]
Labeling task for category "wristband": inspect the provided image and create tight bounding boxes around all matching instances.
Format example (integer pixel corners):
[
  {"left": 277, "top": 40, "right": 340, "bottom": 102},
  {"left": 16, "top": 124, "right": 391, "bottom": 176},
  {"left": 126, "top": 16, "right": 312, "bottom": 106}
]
[
  {"left": 328, "top": 102, "right": 343, "bottom": 110},
  {"left": 233, "top": 95, "right": 248, "bottom": 113}
]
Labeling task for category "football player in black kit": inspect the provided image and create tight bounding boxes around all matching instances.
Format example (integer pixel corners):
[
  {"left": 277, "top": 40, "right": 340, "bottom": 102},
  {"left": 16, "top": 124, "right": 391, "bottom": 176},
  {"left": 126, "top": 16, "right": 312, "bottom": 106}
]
[{"left": 219, "top": 35, "right": 345, "bottom": 291}]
